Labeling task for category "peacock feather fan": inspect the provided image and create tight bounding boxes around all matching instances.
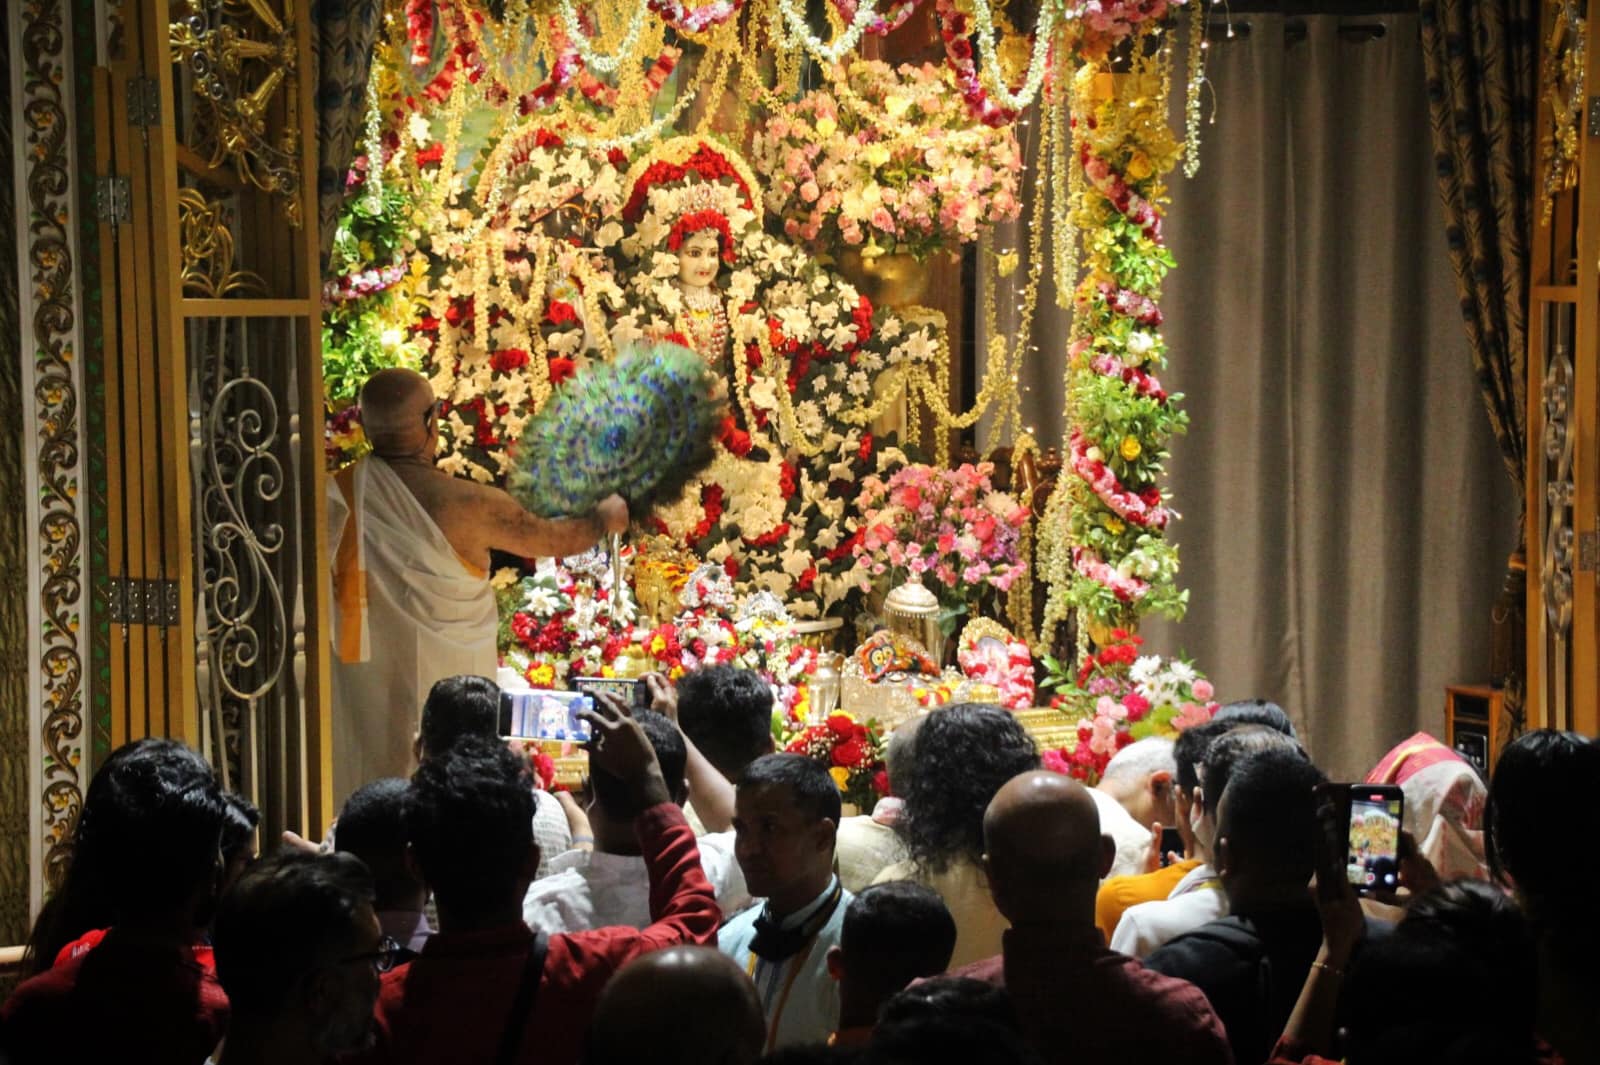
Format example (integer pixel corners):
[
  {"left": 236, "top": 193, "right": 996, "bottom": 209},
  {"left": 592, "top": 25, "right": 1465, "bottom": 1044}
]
[{"left": 508, "top": 341, "right": 724, "bottom": 520}]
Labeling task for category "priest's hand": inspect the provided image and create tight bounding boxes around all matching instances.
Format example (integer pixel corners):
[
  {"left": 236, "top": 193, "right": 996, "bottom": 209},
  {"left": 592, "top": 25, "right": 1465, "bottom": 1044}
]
[
  {"left": 596, "top": 494, "right": 630, "bottom": 536},
  {"left": 580, "top": 691, "right": 671, "bottom": 810}
]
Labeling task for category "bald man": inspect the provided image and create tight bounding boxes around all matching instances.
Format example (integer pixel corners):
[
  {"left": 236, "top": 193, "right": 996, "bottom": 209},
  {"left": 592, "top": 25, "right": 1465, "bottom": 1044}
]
[
  {"left": 948, "top": 771, "right": 1232, "bottom": 1065},
  {"left": 584, "top": 946, "right": 766, "bottom": 1065},
  {"left": 329, "top": 368, "right": 626, "bottom": 799}
]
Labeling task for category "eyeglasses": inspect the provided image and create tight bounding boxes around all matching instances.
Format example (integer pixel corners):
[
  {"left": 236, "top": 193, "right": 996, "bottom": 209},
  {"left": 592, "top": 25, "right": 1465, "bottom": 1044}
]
[{"left": 338, "top": 935, "right": 402, "bottom": 974}]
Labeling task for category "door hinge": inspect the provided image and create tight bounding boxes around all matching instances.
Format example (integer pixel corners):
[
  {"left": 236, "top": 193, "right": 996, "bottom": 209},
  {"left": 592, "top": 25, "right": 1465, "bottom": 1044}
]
[
  {"left": 128, "top": 75, "right": 161, "bottom": 128},
  {"left": 1579, "top": 531, "right": 1598, "bottom": 572},
  {"left": 95, "top": 176, "right": 131, "bottom": 226},
  {"left": 107, "top": 577, "right": 181, "bottom": 627}
]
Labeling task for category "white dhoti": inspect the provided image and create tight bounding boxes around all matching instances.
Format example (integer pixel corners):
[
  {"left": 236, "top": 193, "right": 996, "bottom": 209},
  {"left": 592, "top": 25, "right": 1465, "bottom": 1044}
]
[{"left": 327, "top": 455, "right": 499, "bottom": 806}]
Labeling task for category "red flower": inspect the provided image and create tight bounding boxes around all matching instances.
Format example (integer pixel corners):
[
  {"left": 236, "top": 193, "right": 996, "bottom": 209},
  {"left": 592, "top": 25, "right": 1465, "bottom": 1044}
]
[
  {"left": 667, "top": 210, "right": 735, "bottom": 264},
  {"left": 871, "top": 769, "right": 891, "bottom": 796},
  {"left": 545, "top": 300, "right": 579, "bottom": 326},
  {"left": 826, "top": 714, "right": 855, "bottom": 739},
  {"left": 796, "top": 567, "right": 817, "bottom": 593},
  {"left": 414, "top": 143, "right": 445, "bottom": 166},
  {"left": 444, "top": 297, "right": 474, "bottom": 329},
  {"left": 607, "top": 147, "right": 628, "bottom": 168},
  {"left": 832, "top": 738, "right": 866, "bottom": 768},
  {"left": 548, "top": 357, "right": 576, "bottom": 385},
  {"left": 531, "top": 752, "right": 556, "bottom": 791},
  {"left": 858, "top": 432, "right": 874, "bottom": 462},
  {"left": 743, "top": 523, "right": 790, "bottom": 549},
  {"left": 490, "top": 348, "right": 530, "bottom": 374},
  {"left": 717, "top": 415, "right": 753, "bottom": 457},
  {"left": 778, "top": 461, "right": 798, "bottom": 499},
  {"left": 723, "top": 557, "right": 740, "bottom": 579}
]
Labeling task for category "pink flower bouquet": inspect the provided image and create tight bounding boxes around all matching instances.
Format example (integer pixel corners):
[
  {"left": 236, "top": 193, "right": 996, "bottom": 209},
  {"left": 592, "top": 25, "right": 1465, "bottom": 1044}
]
[
  {"left": 751, "top": 60, "right": 1022, "bottom": 260},
  {"left": 854, "top": 462, "right": 1029, "bottom": 629}
]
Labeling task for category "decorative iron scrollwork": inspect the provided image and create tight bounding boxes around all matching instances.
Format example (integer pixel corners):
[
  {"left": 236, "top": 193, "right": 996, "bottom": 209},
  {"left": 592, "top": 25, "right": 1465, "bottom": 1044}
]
[
  {"left": 190, "top": 320, "right": 293, "bottom": 787},
  {"left": 170, "top": 0, "right": 302, "bottom": 225},
  {"left": 177, "top": 188, "right": 267, "bottom": 298}
]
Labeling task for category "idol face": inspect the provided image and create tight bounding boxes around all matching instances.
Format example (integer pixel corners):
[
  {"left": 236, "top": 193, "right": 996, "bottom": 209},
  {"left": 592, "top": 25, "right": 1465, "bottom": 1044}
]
[{"left": 678, "top": 229, "right": 722, "bottom": 290}]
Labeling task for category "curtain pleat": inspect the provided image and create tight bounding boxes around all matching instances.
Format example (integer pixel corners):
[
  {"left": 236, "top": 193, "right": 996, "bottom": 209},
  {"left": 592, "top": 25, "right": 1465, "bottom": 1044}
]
[
  {"left": 1418, "top": 0, "right": 1535, "bottom": 501},
  {"left": 314, "top": 0, "right": 384, "bottom": 267}
]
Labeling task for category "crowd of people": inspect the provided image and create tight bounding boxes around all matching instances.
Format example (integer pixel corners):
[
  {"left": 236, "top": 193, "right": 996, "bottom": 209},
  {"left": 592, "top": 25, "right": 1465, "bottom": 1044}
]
[{"left": 2, "top": 663, "right": 1595, "bottom": 1065}]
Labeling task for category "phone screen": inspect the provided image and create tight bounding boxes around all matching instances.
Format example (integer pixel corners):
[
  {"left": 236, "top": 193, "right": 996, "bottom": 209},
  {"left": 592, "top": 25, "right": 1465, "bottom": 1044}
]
[{"left": 1346, "top": 789, "right": 1402, "bottom": 894}]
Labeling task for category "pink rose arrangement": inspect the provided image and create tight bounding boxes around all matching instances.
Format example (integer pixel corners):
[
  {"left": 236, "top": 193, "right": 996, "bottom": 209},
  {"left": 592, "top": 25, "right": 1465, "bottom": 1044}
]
[
  {"left": 854, "top": 462, "right": 1029, "bottom": 629},
  {"left": 1040, "top": 629, "right": 1217, "bottom": 785},
  {"left": 751, "top": 59, "right": 1022, "bottom": 259}
]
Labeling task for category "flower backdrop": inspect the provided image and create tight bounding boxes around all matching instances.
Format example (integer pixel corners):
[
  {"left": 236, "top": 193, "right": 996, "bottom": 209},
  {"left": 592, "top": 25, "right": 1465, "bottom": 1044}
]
[{"left": 322, "top": 0, "right": 1217, "bottom": 769}]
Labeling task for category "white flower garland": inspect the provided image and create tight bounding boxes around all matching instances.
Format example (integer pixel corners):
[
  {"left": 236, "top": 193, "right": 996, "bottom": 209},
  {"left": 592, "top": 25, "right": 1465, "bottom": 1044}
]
[
  {"left": 557, "top": 0, "right": 650, "bottom": 75},
  {"left": 772, "top": 0, "right": 880, "bottom": 65},
  {"left": 970, "top": 0, "right": 1058, "bottom": 113}
]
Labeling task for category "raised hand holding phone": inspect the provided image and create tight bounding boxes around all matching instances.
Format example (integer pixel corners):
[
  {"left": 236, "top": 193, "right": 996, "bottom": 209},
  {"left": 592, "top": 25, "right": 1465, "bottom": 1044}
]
[
  {"left": 1312, "top": 783, "right": 1365, "bottom": 963},
  {"left": 578, "top": 691, "right": 672, "bottom": 811}
]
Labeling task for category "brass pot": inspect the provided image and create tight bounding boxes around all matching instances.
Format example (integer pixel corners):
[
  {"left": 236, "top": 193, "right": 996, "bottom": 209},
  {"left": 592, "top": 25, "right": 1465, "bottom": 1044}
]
[
  {"left": 834, "top": 249, "right": 929, "bottom": 309},
  {"left": 1085, "top": 616, "right": 1138, "bottom": 649}
]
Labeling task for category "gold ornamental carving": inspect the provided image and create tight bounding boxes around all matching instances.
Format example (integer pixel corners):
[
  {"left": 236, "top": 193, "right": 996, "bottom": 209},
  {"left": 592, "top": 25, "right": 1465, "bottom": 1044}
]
[
  {"left": 1539, "top": 0, "right": 1586, "bottom": 224},
  {"left": 177, "top": 188, "right": 267, "bottom": 298},
  {"left": 170, "top": 0, "right": 303, "bottom": 225}
]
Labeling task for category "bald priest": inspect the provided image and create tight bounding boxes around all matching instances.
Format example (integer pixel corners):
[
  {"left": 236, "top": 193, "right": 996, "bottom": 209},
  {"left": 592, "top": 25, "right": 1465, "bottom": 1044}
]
[{"left": 327, "top": 368, "right": 628, "bottom": 800}]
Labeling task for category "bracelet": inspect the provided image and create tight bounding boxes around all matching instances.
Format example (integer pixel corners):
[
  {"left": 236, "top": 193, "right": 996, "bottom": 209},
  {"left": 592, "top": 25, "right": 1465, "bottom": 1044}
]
[
  {"left": 571, "top": 834, "right": 594, "bottom": 845},
  {"left": 1309, "top": 961, "right": 1344, "bottom": 978}
]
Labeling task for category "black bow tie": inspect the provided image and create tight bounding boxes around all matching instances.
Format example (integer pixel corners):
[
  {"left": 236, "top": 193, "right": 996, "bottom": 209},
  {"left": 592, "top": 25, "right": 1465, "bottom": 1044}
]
[{"left": 749, "top": 882, "right": 843, "bottom": 964}]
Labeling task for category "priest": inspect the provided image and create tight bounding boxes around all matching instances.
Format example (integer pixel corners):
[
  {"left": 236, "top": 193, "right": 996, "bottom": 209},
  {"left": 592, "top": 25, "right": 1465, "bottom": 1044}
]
[{"left": 327, "top": 368, "right": 627, "bottom": 802}]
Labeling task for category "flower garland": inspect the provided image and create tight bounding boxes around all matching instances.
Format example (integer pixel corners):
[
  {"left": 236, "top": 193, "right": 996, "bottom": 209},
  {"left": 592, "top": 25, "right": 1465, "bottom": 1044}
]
[
  {"left": 1040, "top": 56, "right": 1191, "bottom": 637},
  {"left": 651, "top": 0, "right": 745, "bottom": 33},
  {"left": 830, "top": 0, "right": 919, "bottom": 36},
  {"left": 772, "top": 0, "right": 881, "bottom": 65}
]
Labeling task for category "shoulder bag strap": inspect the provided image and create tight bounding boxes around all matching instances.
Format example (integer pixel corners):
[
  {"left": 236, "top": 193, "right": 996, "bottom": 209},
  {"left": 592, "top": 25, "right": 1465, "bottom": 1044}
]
[{"left": 492, "top": 932, "right": 549, "bottom": 1065}]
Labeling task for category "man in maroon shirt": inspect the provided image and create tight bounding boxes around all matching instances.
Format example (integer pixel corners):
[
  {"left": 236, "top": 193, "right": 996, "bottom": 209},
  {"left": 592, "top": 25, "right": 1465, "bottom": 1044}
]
[
  {"left": 0, "top": 739, "right": 231, "bottom": 1065},
  {"left": 357, "top": 694, "right": 719, "bottom": 1065},
  {"left": 951, "top": 770, "right": 1234, "bottom": 1065}
]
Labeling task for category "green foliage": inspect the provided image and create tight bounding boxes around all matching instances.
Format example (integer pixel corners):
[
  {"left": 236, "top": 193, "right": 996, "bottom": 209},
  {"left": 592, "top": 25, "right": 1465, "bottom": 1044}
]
[{"left": 322, "top": 294, "right": 422, "bottom": 406}]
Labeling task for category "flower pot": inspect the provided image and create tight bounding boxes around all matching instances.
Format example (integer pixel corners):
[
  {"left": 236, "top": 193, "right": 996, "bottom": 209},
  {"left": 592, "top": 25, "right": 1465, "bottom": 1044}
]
[{"left": 835, "top": 249, "right": 930, "bottom": 309}]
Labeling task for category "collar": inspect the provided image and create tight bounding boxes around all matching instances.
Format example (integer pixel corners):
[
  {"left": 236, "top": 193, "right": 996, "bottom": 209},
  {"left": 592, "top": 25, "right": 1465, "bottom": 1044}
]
[
  {"left": 418, "top": 922, "right": 534, "bottom": 959},
  {"left": 1000, "top": 924, "right": 1107, "bottom": 963},
  {"left": 1171, "top": 862, "right": 1221, "bottom": 897},
  {"left": 774, "top": 875, "right": 841, "bottom": 931}
]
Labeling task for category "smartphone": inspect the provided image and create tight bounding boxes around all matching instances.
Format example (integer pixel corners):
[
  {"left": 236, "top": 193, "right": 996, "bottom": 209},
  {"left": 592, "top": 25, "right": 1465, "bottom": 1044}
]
[
  {"left": 572, "top": 676, "right": 652, "bottom": 711},
  {"left": 505, "top": 690, "right": 594, "bottom": 743},
  {"left": 1343, "top": 784, "right": 1404, "bottom": 896},
  {"left": 1160, "top": 826, "right": 1184, "bottom": 866}
]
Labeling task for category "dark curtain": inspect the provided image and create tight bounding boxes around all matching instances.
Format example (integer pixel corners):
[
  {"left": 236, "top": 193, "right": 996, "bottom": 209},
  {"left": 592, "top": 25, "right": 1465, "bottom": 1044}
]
[
  {"left": 315, "top": 0, "right": 384, "bottom": 267},
  {"left": 1418, "top": 0, "right": 1535, "bottom": 504},
  {"left": 1419, "top": 0, "right": 1536, "bottom": 730}
]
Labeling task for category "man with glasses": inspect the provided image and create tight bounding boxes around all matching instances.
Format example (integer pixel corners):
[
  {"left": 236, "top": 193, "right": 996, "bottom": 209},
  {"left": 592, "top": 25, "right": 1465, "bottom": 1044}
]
[
  {"left": 211, "top": 850, "right": 389, "bottom": 1064},
  {"left": 329, "top": 367, "right": 629, "bottom": 801}
]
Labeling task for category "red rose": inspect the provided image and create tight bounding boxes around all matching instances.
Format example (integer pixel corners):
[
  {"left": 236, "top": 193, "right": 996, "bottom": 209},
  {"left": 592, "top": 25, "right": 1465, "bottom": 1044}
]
[
  {"left": 607, "top": 147, "right": 628, "bottom": 168},
  {"left": 826, "top": 714, "right": 854, "bottom": 739},
  {"left": 534, "top": 128, "right": 565, "bottom": 149},
  {"left": 832, "top": 738, "right": 865, "bottom": 768},
  {"left": 548, "top": 357, "right": 576, "bottom": 385},
  {"left": 858, "top": 432, "right": 874, "bottom": 462},
  {"left": 414, "top": 143, "right": 445, "bottom": 166},
  {"left": 545, "top": 300, "right": 579, "bottom": 326},
  {"left": 723, "top": 557, "right": 739, "bottom": 579},
  {"left": 796, "top": 567, "right": 817, "bottom": 593},
  {"left": 490, "top": 348, "right": 529, "bottom": 374}
]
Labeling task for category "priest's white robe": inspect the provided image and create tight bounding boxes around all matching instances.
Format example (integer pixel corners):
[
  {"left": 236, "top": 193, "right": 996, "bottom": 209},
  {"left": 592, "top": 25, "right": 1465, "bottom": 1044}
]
[{"left": 327, "top": 455, "right": 499, "bottom": 804}]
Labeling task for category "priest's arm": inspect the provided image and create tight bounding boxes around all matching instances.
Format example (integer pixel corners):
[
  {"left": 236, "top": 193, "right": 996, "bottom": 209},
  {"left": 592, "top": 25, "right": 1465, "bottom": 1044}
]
[{"left": 478, "top": 485, "right": 631, "bottom": 560}]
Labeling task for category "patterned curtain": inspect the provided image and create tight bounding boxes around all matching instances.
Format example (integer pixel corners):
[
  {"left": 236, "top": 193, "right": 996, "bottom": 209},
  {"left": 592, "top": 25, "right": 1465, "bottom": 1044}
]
[
  {"left": 314, "top": 0, "right": 384, "bottom": 267},
  {"left": 1419, "top": 0, "right": 1537, "bottom": 503}
]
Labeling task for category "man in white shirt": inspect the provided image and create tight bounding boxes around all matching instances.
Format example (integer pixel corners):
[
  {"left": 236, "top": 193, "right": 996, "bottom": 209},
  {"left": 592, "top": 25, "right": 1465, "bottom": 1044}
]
[
  {"left": 524, "top": 710, "right": 750, "bottom": 931},
  {"left": 1091, "top": 738, "right": 1178, "bottom": 880},
  {"left": 1112, "top": 726, "right": 1299, "bottom": 956},
  {"left": 720, "top": 754, "right": 852, "bottom": 1053}
]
